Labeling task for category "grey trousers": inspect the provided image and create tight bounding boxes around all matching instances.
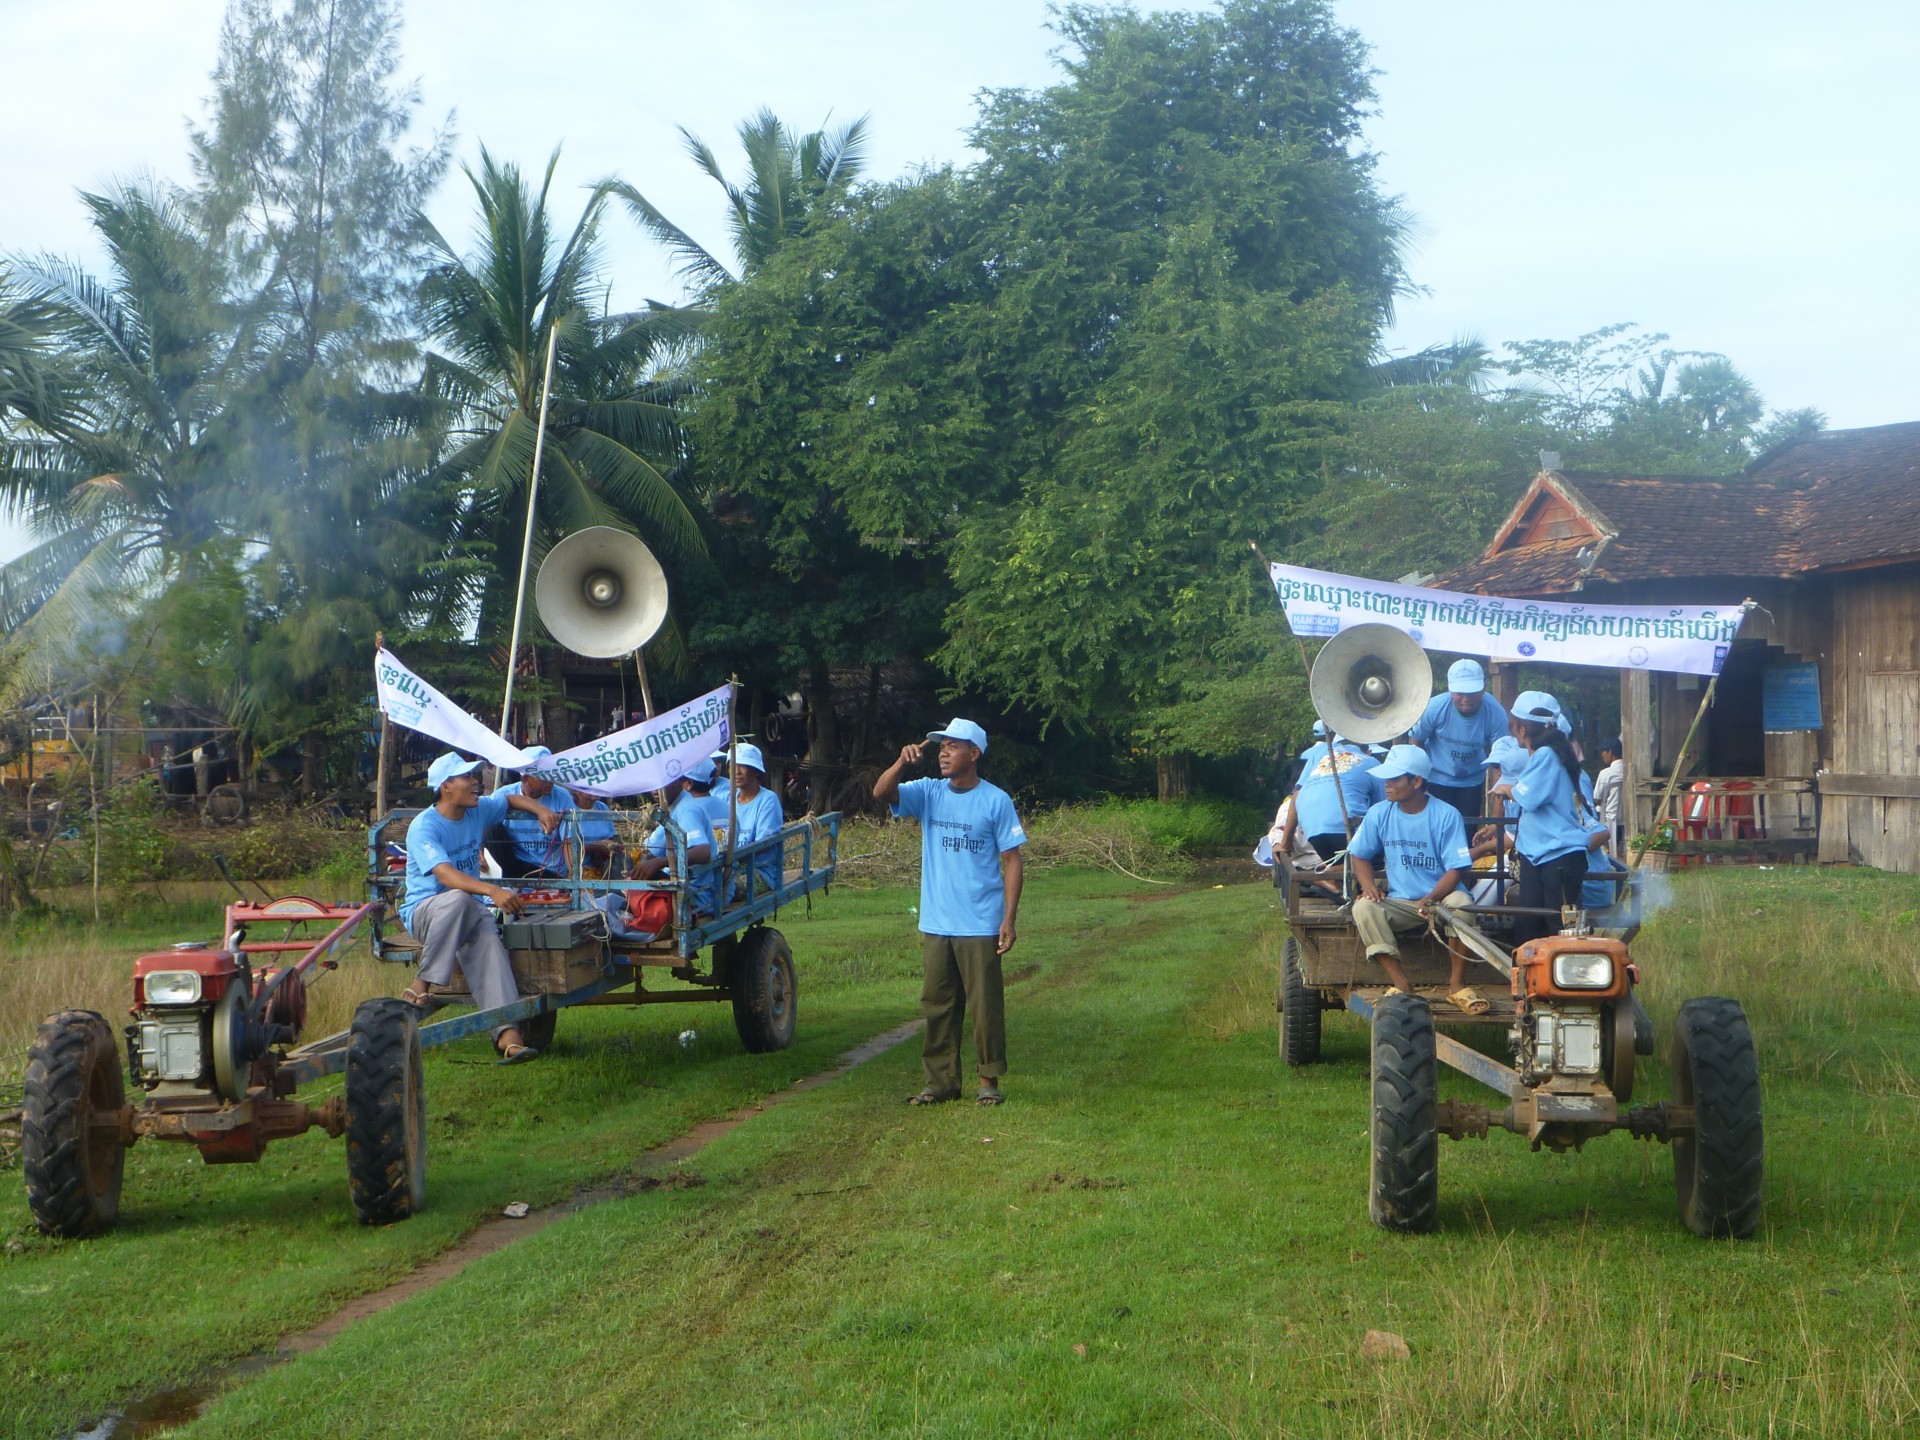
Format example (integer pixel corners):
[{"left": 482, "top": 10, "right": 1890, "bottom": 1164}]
[
  {"left": 1352, "top": 890, "right": 1469, "bottom": 960},
  {"left": 408, "top": 889, "right": 521, "bottom": 1040},
  {"left": 921, "top": 933, "right": 1007, "bottom": 1094}
]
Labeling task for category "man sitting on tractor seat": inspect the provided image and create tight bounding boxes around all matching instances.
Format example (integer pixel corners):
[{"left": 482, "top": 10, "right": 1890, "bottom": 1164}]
[
  {"left": 400, "top": 752, "right": 560, "bottom": 1064},
  {"left": 1347, "top": 744, "right": 1490, "bottom": 1016}
]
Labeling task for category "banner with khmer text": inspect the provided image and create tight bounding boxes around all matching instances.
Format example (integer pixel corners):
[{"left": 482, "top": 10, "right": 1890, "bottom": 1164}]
[
  {"left": 376, "top": 649, "right": 730, "bottom": 796},
  {"left": 1268, "top": 563, "right": 1745, "bottom": 675}
]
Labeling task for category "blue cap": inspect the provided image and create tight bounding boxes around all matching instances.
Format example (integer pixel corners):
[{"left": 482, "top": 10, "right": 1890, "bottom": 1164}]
[
  {"left": 1556, "top": 713, "right": 1572, "bottom": 736},
  {"left": 680, "top": 756, "right": 717, "bottom": 787},
  {"left": 926, "top": 718, "right": 988, "bottom": 755},
  {"left": 1512, "top": 689, "right": 1562, "bottom": 723},
  {"left": 1447, "top": 659, "right": 1486, "bottom": 695},
  {"left": 514, "top": 744, "right": 553, "bottom": 773},
  {"left": 729, "top": 742, "right": 767, "bottom": 773},
  {"left": 427, "top": 752, "right": 484, "bottom": 792},
  {"left": 1371, "top": 744, "right": 1432, "bottom": 782},
  {"left": 1311, "top": 719, "right": 1329, "bottom": 739},
  {"left": 1481, "top": 735, "right": 1527, "bottom": 776},
  {"left": 1368, "top": 743, "right": 1389, "bottom": 757}
]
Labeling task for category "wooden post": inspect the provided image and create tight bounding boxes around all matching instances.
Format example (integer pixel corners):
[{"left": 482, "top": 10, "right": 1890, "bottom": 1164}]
[
  {"left": 1620, "top": 667, "right": 1653, "bottom": 845},
  {"left": 1487, "top": 660, "right": 1520, "bottom": 712},
  {"left": 1632, "top": 675, "right": 1718, "bottom": 871}
]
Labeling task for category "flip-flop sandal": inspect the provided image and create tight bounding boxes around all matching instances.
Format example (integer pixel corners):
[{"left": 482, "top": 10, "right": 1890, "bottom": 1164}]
[
  {"left": 495, "top": 1043, "right": 540, "bottom": 1066},
  {"left": 401, "top": 984, "right": 432, "bottom": 1008},
  {"left": 976, "top": 1088, "right": 1004, "bottom": 1106},
  {"left": 1448, "top": 987, "right": 1493, "bottom": 1016},
  {"left": 906, "top": 1089, "right": 958, "bottom": 1106}
]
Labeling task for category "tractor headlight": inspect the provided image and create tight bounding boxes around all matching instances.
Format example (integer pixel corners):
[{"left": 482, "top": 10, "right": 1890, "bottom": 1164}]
[
  {"left": 1551, "top": 953, "right": 1614, "bottom": 990},
  {"left": 143, "top": 970, "right": 203, "bottom": 1005}
]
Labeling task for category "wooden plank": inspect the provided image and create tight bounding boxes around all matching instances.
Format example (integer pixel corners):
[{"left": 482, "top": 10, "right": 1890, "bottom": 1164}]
[
  {"left": 1818, "top": 774, "right": 1920, "bottom": 799},
  {"left": 1621, "top": 668, "right": 1653, "bottom": 840}
]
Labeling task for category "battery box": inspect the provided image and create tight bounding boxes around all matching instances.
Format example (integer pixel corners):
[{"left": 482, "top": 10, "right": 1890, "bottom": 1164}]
[{"left": 501, "top": 909, "right": 607, "bottom": 951}]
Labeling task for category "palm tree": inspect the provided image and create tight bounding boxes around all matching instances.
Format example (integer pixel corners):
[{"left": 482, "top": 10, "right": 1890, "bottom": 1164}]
[
  {"left": 416, "top": 149, "right": 705, "bottom": 646},
  {"left": 0, "top": 185, "right": 260, "bottom": 684},
  {"left": 602, "top": 108, "right": 871, "bottom": 292}
]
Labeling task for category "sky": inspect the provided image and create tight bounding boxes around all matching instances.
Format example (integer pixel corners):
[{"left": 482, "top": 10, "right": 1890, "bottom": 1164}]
[{"left": 4, "top": 0, "right": 1918, "bottom": 564}]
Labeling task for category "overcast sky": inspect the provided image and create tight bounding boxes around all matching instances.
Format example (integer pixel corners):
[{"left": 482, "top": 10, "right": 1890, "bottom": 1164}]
[{"left": 5, "top": 0, "right": 1917, "bottom": 563}]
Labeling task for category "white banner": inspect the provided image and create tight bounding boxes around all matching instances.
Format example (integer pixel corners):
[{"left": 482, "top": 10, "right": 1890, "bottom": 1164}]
[
  {"left": 1268, "top": 563, "right": 1746, "bottom": 675},
  {"left": 375, "top": 649, "right": 535, "bottom": 771},
  {"left": 376, "top": 649, "right": 731, "bottom": 797}
]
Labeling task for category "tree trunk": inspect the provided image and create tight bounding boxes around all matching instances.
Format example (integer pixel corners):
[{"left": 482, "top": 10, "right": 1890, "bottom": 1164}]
[
  {"left": 805, "top": 659, "right": 838, "bottom": 813},
  {"left": 1156, "top": 753, "right": 1191, "bottom": 804},
  {"left": 301, "top": 729, "right": 327, "bottom": 796}
]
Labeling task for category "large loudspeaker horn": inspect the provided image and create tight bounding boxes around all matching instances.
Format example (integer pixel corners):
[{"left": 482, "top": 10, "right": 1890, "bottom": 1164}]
[
  {"left": 535, "top": 527, "right": 669, "bottom": 658},
  {"left": 1308, "top": 623, "right": 1432, "bottom": 743}
]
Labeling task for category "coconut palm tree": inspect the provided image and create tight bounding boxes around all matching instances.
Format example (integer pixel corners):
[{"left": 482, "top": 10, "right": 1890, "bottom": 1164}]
[
  {"left": 601, "top": 108, "right": 871, "bottom": 293},
  {"left": 416, "top": 148, "right": 705, "bottom": 642}
]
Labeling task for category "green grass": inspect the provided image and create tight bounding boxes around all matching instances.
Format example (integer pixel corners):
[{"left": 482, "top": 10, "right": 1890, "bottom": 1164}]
[{"left": 5, "top": 866, "right": 1919, "bottom": 1438}]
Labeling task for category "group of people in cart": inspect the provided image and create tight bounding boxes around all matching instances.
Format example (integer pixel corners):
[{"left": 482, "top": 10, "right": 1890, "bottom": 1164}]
[{"left": 1263, "top": 658, "right": 1628, "bottom": 1017}]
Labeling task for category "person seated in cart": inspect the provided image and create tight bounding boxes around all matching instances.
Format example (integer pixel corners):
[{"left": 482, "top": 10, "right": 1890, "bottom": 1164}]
[
  {"left": 634, "top": 758, "right": 719, "bottom": 918},
  {"left": 401, "top": 752, "right": 562, "bottom": 1064},
  {"left": 1408, "top": 658, "right": 1510, "bottom": 821},
  {"left": 492, "top": 746, "right": 576, "bottom": 879},
  {"left": 720, "top": 742, "right": 787, "bottom": 898},
  {"left": 1489, "top": 691, "right": 1609, "bottom": 947},
  {"left": 565, "top": 787, "right": 624, "bottom": 878},
  {"left": 1280, "top": 722, "right": 1383, "bottom": 862},
  {"left": 1347, "top": 744, "right": 1490, "bottom": 1015}
]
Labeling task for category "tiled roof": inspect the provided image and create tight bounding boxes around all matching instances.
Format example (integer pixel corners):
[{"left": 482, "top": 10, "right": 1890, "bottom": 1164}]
[{"left": 1437, "top": 422, "right": 1920, "bottom": 595}]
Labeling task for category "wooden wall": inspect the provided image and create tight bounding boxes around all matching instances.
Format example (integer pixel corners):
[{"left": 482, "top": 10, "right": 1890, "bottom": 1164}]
[{"left": 1819, "top": 567, "right": 1920, "bottom": 871}]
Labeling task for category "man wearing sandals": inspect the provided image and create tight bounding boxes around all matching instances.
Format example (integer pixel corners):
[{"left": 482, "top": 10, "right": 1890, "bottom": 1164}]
[
  {"left": 400, "top": 752, "right": 561, "bottom": 1064},
  {"left": 1347, "top": 744, "right": 1490, "bottom": 1015},
  {"left": 874, "top": 718, "right": 1026, "bottom": 1107}
]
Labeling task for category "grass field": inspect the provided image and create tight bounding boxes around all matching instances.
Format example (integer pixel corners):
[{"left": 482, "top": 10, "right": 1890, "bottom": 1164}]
[{"left": 3, "top": 865, "right": 1917, "bottom": 1438}]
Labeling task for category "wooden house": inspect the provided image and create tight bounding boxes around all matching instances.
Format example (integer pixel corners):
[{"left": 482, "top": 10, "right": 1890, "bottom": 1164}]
[{"left": 1437, "top": 421, "right": 1920, "bottom": 872}]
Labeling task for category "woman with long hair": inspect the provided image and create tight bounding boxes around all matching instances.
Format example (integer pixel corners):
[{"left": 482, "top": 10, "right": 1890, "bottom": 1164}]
[{"left": 1492, "top": 691, "right": 1604, "bottom": 946}]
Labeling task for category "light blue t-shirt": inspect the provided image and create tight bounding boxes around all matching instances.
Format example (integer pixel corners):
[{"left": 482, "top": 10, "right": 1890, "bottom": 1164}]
[
  {"left": 1348, "top": 796, "right": 1473, "bottom": 901},
  {"left": 401, "top": 794, "right": 509, "bottom": 930},
  {"left": 1582, "top": 849, "right": 1626, "bottom": 909},
  {"left": 1508, "top": 749, "right": 1605, "bottom": 864},
  {"left": 709, "top": 776, "right": 732, "bottom": 805},
  {"left": 1293, "top": 743, "right": 1385, "bottom": 837},
  {"left": 727, "top": 787, "right": 787, "bottom": 894},
  {"left": 494, "top": 781, "right": 574, "bottom": 870},
  {"left": 1410, "top": 693, "right": 1512, "bottom": 789},
  {"left": 648, "top": 791, "right": 717, "bottom": 915},
  {"left": 572, "top": 799, "right": 617, "bottom": 845},
  {"left": 892, "top": 777, "right": 1027, "bottom": 936}
]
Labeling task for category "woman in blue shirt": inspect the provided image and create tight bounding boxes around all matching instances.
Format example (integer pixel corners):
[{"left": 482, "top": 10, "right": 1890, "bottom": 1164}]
[{"left": 1493, "top": 691, "right": 1604, "bottom": 946}]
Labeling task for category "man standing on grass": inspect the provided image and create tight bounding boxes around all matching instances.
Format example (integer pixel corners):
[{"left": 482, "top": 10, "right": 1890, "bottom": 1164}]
[{"left": 874, "top": 718, "right": 1026, "bottom": 1107}]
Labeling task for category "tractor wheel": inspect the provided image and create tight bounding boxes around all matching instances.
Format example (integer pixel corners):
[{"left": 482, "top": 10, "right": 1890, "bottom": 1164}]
[
  {"left": 345, "top": 998, "right": 425, "bottom": 1225},
  {"left": 1670, "top": 997, "right": 1763, "bottom": 1239},
  {"left": 730, "top": 926, "right": 797, "bottom": 1054},
  {"left": 22, "top": 1010, "right": 126, "bottom": 1237},
  {"left": 1279, "top": 937, "right": 1322, "bottom": 1066},
  {"left": 1368, "top": 993, "right": 1439, "bottom": 1234},
  {"left": 519, "top": 1007, "right": 558, "bottom": 1053}
]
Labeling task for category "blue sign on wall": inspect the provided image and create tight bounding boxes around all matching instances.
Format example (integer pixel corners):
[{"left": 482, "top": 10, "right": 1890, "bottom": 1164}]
[{"left": 1762, "top": 662, "right": 1822, "bottom": 732}]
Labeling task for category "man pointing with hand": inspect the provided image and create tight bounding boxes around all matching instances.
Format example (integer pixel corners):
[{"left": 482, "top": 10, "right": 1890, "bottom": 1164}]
[{"left": 875, "top": 718, "right": 1026, "bottom": 1107}]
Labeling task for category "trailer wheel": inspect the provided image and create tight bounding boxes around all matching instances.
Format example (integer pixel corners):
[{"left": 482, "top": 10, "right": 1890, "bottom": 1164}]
[
  {"left": 22, "top": 1010, "right": 126, "bottom": 1237},
  {"left": 1279, "top": 937, "right": 1321, "bottom": 1066},
  {"left": 519, "top": 1007, "right": 558, "bottom": 1053},
  {"left": 1671, "top": 996, "right": 1763, "bottom": 1239},
  {"left": 1368, "top": 993, "right": 1438, "bottom": 1234},
  {"left": 345, "top": 998, "right": 425, "bottom": 1225},
  {"left": 730, "top": 926, "right": 797, "bottom": 1054}
]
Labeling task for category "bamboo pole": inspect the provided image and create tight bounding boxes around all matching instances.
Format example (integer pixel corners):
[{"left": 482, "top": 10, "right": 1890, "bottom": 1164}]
[
  {"left": 374, "top": 631, "right": 392, "bottom": 818},
  {"left": 500, "top": 322, "right": 562, "bottom": 738},
  {"left": 1630, "top": 675, "right": 1719, "bottom": 872}
]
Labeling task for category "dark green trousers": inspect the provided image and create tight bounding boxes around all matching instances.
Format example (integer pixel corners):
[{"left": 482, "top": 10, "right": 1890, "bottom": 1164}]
[{"left": 920, "top": 933, "right": 1007, "bottom": 1094}]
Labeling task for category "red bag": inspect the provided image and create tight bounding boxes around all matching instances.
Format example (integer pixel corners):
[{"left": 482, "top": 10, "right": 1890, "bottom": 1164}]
[{"left": 626, "top": 890, "right": 673, "bottom": 934}]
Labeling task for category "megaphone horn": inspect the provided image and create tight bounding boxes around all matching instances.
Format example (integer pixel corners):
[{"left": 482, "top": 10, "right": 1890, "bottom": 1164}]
[
  {"left": 535, "top": 526, "right": 670, "bottom": 659},
  {"left": 1307, "top": 622, "right": 1432, "bottom": 744}
]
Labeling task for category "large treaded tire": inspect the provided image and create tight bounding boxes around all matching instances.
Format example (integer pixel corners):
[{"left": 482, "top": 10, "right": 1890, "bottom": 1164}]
[
  {"left": 1279, "top": 937, "right": 1322, "bottom": 1066},
  {"left": 1671, "top": 996, "right": 1763, "bottom": 1239},
  {"left": 730, "top": 926, "right": 797, "bottom": 1054},
  {"left": 22, "top": 1010, "right": 126, "bottom": 1237},
  {"left": 345, "top": 998, "right": 425, "bottom": 1225},
  {"left": 1369, "top": 993, "right": 1439, "bottom": 1234}
]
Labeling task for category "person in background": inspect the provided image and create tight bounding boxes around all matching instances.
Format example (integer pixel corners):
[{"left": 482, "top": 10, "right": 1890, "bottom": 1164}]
[
  {"left": 708, "top": 750, "right": 733, "bottom": 806},
  {"left": 1469, "top": 735, "right": 1529, "bottom": 862},
  {"left": 634, "top": 759, "right": 718, "bottom": 917},
  {"left": 400, "top": 753, "right": 559, "bottom": 1063},
  {"left": 1409, "top": 659, "right": 1510, "bottom": 820},
  {"left": 722, "top": 743, "right": 786, "bottom": 898},
  {"left": 1492, "top": 692, "right": 1607, "bottom": 947},
  {"left": 1346, "top": 745, "right": 1486, "bottom": 1014},
  {"left": 1280, "top": 724, "right": 1382, "bottom": 861},
  {"left": 492, "top": 747, "right": 575, "bottom": 878},
  {"left": 566, "top": 787, "right": 622, "bottom": 878},
  {"left": 1258, "top": 793, "right": 1322, "bottom": 868},
  {"left": 874, "top": 718, "right": 1026, "bottom": 1108},
  {"left": 1593, "top": 737, "right": 1626, "bottom": 855}
]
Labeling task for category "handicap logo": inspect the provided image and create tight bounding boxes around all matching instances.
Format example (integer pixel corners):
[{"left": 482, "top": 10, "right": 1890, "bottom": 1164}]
[{"left": 1517, "top": 641, "right": 1537, "bottom": 657}]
